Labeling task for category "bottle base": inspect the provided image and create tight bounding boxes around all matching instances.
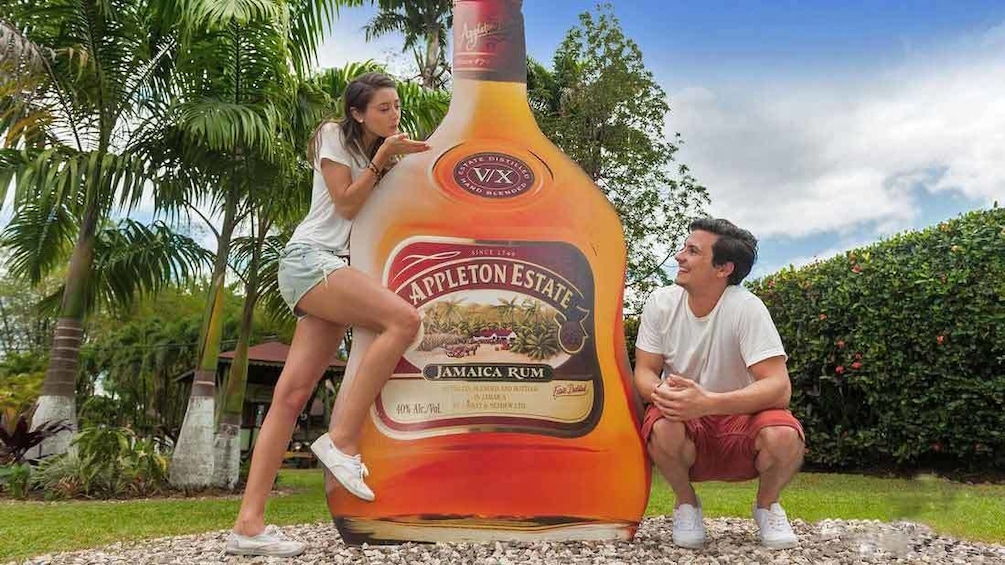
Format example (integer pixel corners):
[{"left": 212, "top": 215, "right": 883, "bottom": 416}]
[{"left": 334, "top": 515, "right": 638, "bottom": 545}]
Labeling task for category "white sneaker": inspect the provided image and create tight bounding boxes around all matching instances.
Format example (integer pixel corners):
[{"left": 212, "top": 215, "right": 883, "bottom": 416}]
[
  {"left": 671, "top": 497, "right": 706, "bottom": 549},
  {"left": 225, "top": 525, "right": 306, "bottom": 557},
  {"left": 753, "top": 502, "right": 799, "bottom": 549},
  {"left": 310, "top": 434, "right": 375, "bottom": 501}
]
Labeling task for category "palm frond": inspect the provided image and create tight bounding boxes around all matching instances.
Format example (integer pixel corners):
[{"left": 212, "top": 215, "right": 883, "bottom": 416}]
[
  {"left": 175, "top": 100, "right": 278, "bottom": 157},
  {"left": 364, "top": 11, "right": 407, "bottom": 43},
  {"left": 310, "top": 60, "right": 387, "bottom": 107},
  {"left": 0, "top": 200, "right": 77, "bottom": 285},
  {"left": 286, "top": 0, "right": 365, "bottom": 76},
  {"left": 396, "top": 79, "right": 449, "bottom": 139},
  {"left": 184, "top": 0, "right": 283, "bottom": 29},
  {"left": 0, "top": 19, "right": 52, "bottom": 77},
  {"left": 90, "top": 220, "right": 213, "bottom": 312},
  {"left": 0, "top": 19, "right": 71, "bottom": 149}
]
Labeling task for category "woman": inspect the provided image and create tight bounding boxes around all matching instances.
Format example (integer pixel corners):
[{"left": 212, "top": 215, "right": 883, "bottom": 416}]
[{"left": 226, "top": 72, "right": 431, "bottom": 557}]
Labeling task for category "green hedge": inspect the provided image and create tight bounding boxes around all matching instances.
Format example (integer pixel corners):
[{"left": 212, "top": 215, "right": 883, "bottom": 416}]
[{"left": 746, "top": 206, "right": 1005, "bottom": 471}]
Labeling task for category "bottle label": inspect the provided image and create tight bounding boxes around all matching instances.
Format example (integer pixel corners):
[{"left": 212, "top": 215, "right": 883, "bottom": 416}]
[
  {"left": 453, "top": 0, "right": 526, "bottom": 82},
  {"left": 373, "top": 236, "right": 603, "bottom": 439},
  {"left": 453, "top": 152, "right": 535, "bottom": 198}
]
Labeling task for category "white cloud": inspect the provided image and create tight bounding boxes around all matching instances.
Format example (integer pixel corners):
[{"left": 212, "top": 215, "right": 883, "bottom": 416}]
[{"left": 669, "top": 22, "right": 1005, "bottom": 239}]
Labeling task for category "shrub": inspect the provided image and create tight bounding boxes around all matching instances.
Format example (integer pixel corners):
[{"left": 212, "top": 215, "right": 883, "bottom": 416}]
[
  {"left": 747, "top": 206, "right": 1005, "bottom": 471},
  {"left": 32, "top": 426, "right": 170, "bottom": 498},
  {"left": 0, "top": 352, "right": 46, "bottom": 415},
  {"left": 0, "top": 462, "right": 32, "bottom": 498}
]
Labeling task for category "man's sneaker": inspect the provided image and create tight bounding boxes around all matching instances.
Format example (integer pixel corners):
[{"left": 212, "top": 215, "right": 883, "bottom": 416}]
[
  {"left": 225, "top": 525, "right": 306, "bottom": 557},
  {"left": 753, "top": 502, "right": 799, "bottom": 549},
  {"left": 671, "top": 498, "right": 706, "bottom": 549},
  {"left": 310, "top": 434, "right": 375, "bottom": 501}
]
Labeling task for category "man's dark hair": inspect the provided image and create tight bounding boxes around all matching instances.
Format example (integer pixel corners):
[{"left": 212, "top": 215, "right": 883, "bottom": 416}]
[{"left": 688, "top": 218, "right": 758, "bottom": 285}]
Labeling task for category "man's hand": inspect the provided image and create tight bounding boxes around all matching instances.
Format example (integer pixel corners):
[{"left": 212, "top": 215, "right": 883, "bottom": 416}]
[{"left": 651, "top": 374, "right": 711, "bottom": 421}]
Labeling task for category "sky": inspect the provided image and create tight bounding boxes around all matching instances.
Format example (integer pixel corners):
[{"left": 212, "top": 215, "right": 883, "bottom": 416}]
[{"left": 317, "top": 0, "right": 1005, "bottom": 279}]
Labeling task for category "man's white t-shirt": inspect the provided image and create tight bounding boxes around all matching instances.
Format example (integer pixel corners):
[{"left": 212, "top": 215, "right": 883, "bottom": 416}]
[
  {"left": 635, "top": 285, "right": 786, "bottom": 393},
  {"left": 287, "top": 123, "right": 367, "bottom": 255}
]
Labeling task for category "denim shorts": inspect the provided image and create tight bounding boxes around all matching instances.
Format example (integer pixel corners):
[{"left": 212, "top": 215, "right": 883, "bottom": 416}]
[{"left": 278, "top": 242, "right": 349, "bottom": 317}]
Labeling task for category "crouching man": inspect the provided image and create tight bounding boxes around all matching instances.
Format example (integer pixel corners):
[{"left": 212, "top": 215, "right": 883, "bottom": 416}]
[{"left": 634, "top": 218, "right": 805, "bottom": 550}]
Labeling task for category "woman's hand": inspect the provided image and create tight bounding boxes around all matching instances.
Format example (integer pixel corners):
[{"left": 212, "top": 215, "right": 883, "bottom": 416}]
[{"left": 374, "top": 132, "right": 430, "bottom": 166}]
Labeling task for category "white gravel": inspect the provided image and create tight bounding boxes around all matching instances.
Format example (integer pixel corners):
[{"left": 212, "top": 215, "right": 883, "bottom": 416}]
[{"left": 16, "top": 517, "right": 1005, "bottom": 564}]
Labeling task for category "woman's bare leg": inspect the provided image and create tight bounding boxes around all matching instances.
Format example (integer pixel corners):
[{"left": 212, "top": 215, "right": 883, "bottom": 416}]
[
  {"left": 296, "top": 267, "right": 420, "bottom": 455},
  {"left": 233, "top": 315, "right": 346, "bottom": 536}
]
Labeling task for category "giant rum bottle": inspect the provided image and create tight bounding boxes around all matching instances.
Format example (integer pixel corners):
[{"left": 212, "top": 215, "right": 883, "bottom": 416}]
[{"left": 327, "top": 0, "right": 650, "bottom": 543}]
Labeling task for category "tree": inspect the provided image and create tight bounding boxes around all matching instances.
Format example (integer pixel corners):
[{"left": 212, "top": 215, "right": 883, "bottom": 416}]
[
  {"left": 527, "top": 5, "right": 709, "bottom": 309},
  {"left": 76, "top": 282, "right": 247, "bottom": 441},
  {"left": 0, "top": 0, "right": 216, "bottom": 456},
  {"left": 0, "top": 266, "right": 60, "bottom": 359},
  {"left": 214, "top": 158, "right": 303, "bottom": 488},
  {"left": 365, "top": 0, "right": 453, "bottom": 88},
  {"left": 158, "top": 0, "right": 344, "bottom": 488}
]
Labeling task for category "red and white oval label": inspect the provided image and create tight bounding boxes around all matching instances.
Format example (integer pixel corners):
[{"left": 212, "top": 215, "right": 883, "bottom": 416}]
[{"left": 452, "top": 152, "right": 534, "bottom": 198}]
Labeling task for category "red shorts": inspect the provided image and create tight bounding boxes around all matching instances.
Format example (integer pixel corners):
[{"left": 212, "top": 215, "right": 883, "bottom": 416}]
[{"left": 641, "top": 404, "right": 804, "bottom": 482}]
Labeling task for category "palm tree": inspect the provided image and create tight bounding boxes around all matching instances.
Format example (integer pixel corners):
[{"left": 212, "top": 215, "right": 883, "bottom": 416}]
[
  {"left": 494, "top": 296, "right": 519, "bottom": 328},
  {"left": 215, "top": 144, "right": 307, "bottom": 488},
  {"left": 0, "top": 1, "right": 209, "bottom": 456},
  {"left": 160, "top": 0, "right": 345, "bottom": 488},
  {"left": 364, "top": 0, "right": 453, "bottom": 89}
]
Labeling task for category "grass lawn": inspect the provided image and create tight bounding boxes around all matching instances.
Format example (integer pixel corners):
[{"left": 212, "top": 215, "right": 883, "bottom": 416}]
[{"left": 1, "top": 470, "right": 1003, "bottom": 562}]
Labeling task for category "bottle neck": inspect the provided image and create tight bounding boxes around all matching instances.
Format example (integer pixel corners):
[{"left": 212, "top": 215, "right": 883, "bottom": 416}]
[
  {"left": 444, "top": 78, "right": 534, "bottom": 124},
  {"left": 443, "top": 0, "right": 534, "bottom": 127}
]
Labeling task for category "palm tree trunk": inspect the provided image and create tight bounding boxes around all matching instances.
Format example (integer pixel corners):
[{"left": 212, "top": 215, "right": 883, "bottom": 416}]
[
  {"left": 422, "top": 29, "right": 440, "bottom": 89},
  {"left": 31, "top": 201, "right": 100, "bottom": 457},
  {"left": 213, "top": 220, "right": 263, "bottom": 489},
  {"left": 169, "top": 192, "right": 238, "bottom": 487}
]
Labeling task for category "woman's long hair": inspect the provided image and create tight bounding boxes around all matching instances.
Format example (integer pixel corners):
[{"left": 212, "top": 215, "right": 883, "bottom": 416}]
[{"left": 307, "top": 72, "right": 397, "bottom": 167}]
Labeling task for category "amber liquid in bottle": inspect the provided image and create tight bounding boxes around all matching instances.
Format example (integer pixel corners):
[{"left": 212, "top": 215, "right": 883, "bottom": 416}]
[{"left": 327, "top": 0, "right": 650, "bottom": 543}]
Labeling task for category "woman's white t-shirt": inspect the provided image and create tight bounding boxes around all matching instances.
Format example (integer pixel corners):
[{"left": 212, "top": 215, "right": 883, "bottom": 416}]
[{"left": 287, "top": 123, "right": 367, "bottom": 255}]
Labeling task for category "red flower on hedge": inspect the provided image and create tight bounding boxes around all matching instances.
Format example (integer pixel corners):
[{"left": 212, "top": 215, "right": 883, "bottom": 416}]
[
  {"left": 854, "top": 352, "right": 862, "bottom": 360},
  {"left": 851, "top": 264, "right": 862, "bottom": 274},
  {"left": 851, "top": 361, "right": 862, "bottom": 370},
  {"left": 819, "top": 313, "right": 828, "bottom": 321},
  {"left": 936, "top": 335, "right": 945, "bottom": 345},
  {"left": 835, "top": 365, "right": 845, "bottom": 374},
  {"left": 932, "top": 442, "right": 942, "bottom": 452},
  {"left": 836, "top": 339, "right": 845, "bottom": 349}
]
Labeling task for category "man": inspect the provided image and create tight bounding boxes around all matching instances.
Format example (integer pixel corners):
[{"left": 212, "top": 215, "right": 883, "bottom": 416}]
[{"left": 634, "top": 218, "right": 804, "bottom": 550}]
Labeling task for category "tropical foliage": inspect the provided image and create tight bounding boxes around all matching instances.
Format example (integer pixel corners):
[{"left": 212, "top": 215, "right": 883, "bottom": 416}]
[
  {"left": 0, "top": 0, "right": 710, "bottom": 496},
  {"left": 31, "top": 426, "right": 171, "bottom": 498},
  {"left": 0, "top": 0, "right": 218, "bottom": 456}
]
